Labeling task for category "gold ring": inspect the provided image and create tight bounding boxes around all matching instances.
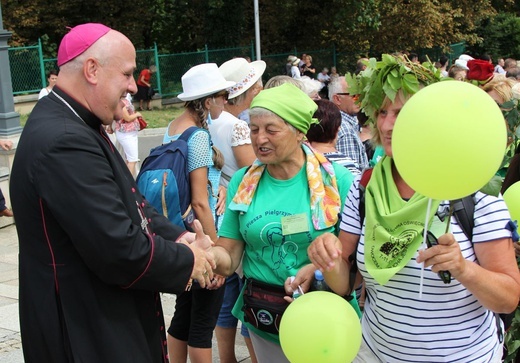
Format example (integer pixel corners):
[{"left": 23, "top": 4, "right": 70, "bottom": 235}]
[{"left": 203, "top": 270, "right": 208, "bottom": 276}]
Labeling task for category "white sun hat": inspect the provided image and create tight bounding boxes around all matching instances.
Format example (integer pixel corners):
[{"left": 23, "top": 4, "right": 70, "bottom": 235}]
[
  {"left": 178, "top": 63, "right": 236, "bottom": 101},
  {"left": 219, "top": 58, "right": 266, "bottom": 99}
]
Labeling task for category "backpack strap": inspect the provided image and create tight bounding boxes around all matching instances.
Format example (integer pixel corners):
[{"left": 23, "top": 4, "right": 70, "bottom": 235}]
[
  {"left": 450, "top": 194, "right": 504, "bottom": 343},
  {"left": 348, "top": 168, "right": 373, "bottom": 294},
  {"left": 178, "top": 126, "right": 201, "bottom": 143},
  {"left": 449, "top": 195, "right": 475, "bottom": 241},
  {"left": 358, "top": 168, "right": 373, "bottom": 228}
]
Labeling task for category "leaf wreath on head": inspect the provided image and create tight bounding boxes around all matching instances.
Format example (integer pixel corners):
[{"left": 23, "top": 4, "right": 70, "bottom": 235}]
[{"left": 345, "top": 54, "right": 443, "bottom": 126}]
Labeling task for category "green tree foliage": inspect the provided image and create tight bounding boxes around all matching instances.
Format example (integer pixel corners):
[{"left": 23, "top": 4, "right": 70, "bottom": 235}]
[
  {"left": 491, "top": 0, "right": 520, "bottom": 15},
  {"left": 362, "top": 0, "right": 495, "bottom": 54},
  {"left": 0, "top": 0, "right": 512, "bottom": 60},
  {"left": 0, "top": 0, "right": 157, "bottom": 55},
  {"left": 468, "top": 12, "right": 520, "bottom": 59}
]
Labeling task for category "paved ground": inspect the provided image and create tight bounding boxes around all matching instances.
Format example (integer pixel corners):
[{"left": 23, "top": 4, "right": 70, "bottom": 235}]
[{"left": 0, "top": 130, "right": 253, "bottom": 362}]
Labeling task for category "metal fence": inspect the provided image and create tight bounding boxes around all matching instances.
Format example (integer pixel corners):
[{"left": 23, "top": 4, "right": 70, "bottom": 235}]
[{"left": 8, "top": 41, "right": 466, "bottom": 98}]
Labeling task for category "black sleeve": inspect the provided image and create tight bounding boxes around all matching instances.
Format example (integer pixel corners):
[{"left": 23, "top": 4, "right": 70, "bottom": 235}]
[{"left": 35, "top": 130, "right": 194, "bottom": 293}]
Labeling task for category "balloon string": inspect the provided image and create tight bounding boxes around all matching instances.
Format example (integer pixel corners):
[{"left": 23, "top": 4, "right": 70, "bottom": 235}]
[{"left": 419, "top": 197, "right": 433, "bottom": 299}]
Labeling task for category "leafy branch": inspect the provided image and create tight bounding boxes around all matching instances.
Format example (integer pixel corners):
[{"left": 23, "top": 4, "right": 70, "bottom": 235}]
[{"left": 346, "top": 54, "right": 442, "bottom": 127}]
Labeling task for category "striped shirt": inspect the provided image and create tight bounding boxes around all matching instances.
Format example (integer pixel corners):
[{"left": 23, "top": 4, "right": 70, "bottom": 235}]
[
  {"left": 324, "top": 151, "right": 361, "bottom": 175},
  {"left": 341, "top": 176, "right": 511, "bottom": 362}
]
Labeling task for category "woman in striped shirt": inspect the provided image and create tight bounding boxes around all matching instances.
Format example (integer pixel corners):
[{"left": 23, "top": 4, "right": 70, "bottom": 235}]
[{"left": 308, "top": 55, "right": 520, "bottom": 363}]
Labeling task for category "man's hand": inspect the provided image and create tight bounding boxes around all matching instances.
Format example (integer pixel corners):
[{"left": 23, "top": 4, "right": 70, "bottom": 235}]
[{"left": 177, "top": 220, "right": 216, "bottom": 288}]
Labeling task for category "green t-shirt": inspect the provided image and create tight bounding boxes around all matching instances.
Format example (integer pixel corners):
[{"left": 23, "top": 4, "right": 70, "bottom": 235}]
[{"left": 219, "top": 162, "right": 361, "bottom": 343}]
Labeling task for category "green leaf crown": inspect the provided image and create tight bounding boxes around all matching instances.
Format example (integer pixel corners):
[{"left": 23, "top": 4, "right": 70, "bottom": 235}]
[{"left": 346, "top": 54, "right": 443, "bottom": 126}]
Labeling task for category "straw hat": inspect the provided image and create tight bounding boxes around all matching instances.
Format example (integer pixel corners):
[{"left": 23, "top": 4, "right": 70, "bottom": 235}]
[
  {"left": 219, "top": 58, "right": 266, "bottom": 99},
  {"left": 177, "top": 63, "right": 236, "bottom": 101}
]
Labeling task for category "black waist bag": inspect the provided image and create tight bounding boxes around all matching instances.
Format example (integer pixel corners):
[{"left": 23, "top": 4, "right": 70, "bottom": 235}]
[{"left": 242, "top": 278, "right": 289, "bottom": 335}]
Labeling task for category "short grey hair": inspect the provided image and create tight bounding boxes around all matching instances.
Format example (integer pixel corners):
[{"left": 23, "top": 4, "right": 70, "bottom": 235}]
[
  {"left": 328, "top": 77, "right": 344, "bottom": 98},
  {"left": 264, "top": 75, "right": 304, "bottom": 90}
]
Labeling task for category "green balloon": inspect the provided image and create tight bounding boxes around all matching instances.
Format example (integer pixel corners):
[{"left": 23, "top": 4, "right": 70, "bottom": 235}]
[
  {"left": 392, "top": 81, "right": 506, "bottom": 200},
  {"left": 504, "top": 181, "right": 520, "bottom": 222},
  {"left": 279, "top": 291, "right": 361, "bottom": 363}
]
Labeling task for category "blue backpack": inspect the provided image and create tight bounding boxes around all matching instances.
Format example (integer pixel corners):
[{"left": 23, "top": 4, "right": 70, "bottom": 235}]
[{"left": 136, "top": 126, "right": 200, "bottom": 230}]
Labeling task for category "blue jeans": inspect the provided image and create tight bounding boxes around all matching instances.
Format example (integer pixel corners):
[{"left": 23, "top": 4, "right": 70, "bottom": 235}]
[{"left": 216, "top": 272, "right": 250, "bottom": 337}]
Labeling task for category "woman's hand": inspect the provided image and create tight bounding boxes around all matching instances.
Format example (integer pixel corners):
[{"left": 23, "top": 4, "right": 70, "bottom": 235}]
[
  {"left": 206, "top": 274, "right": 226, "bottom": 290},
  {"left": 307, "top": 232, "right": 343, "bottom": 272},
  {"left": 283, "top": 264, "right": 316, "bottom": 303},
  {"left": 418, "top": 234, "right": 520, "bottom": 313},
  {"left": 180, "top": 219, "right": 214, "bottom": 252},
  {"left": 416, "top": 233, "right": 467, "bottom": 279},
  {"left": 216, "top": 186, "right": 227, "bottom": 215}
]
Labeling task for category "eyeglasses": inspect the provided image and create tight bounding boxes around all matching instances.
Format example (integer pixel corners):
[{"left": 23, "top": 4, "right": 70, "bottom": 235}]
[
  {"left": 336, "top": 93, "right": 359, "bottom": 101},
  {"left": 423, "top": 229, "right": 451, "bottom": 284},
  {"left": 212, "top": 90, "right": 229, "bottom": 101}
]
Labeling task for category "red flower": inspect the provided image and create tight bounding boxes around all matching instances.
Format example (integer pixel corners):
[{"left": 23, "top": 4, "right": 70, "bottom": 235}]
[{"left": 466, "top": 59, "right": 494, "bottom": 81}]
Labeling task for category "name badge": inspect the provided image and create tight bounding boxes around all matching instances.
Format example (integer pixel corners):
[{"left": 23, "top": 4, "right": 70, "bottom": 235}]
[{"left": 281, "top": 213, "right": 309, "bottom": 235}]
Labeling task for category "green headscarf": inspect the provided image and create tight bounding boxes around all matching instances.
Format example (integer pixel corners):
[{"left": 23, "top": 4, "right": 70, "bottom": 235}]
[{"left": 250, "top": 83, "right": 319, "bottom": 133}]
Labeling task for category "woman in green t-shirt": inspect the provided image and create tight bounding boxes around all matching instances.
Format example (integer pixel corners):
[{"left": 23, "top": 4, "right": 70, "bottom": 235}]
[{"left": 210, "top": 83, "right": 360, "bottom": 362}]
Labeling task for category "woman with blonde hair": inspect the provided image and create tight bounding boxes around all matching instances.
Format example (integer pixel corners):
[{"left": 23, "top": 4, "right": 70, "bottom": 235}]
[
  {"left": 481, "top": 74, "right": 519, "bottom": 177},
  {"left": 308, "top": 55, "right": 520, "bottom": 362}
]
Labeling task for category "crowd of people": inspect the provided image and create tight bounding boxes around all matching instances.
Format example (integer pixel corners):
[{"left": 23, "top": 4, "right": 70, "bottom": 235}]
[{"left": 4, "top": 22, "right": 520, "bottom": 363}]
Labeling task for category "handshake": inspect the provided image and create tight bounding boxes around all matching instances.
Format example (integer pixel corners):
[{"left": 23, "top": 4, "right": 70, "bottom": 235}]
[{"left": 177, "top": 219, "right": 220, "bottom": 289}]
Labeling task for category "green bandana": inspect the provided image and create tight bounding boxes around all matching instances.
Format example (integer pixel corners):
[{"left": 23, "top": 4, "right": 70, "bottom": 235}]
[
  {"left": 250, "top": 82, "right": 319, "bottom": 133},
  {"left": 364, "top": 156, "right": 441, "bottom": 285}
]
